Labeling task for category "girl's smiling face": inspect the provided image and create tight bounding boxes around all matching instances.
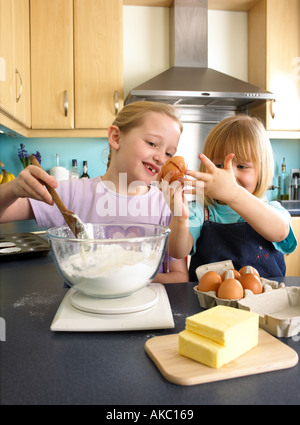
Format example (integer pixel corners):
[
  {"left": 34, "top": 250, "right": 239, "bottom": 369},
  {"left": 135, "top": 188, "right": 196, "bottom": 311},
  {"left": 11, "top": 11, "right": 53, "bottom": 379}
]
[
  {"left": 213, "top": 157, "right": 259, "bottom": 195},
  {"left": 115, "top": 111, "right": 181, "bottom": 185}
]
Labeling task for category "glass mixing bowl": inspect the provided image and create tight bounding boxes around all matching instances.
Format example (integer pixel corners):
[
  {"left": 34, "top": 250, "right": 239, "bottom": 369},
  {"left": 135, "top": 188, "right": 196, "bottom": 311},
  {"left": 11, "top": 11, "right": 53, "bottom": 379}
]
[{"left": 47, "top": 223, "right": 170, "bottom": 298}]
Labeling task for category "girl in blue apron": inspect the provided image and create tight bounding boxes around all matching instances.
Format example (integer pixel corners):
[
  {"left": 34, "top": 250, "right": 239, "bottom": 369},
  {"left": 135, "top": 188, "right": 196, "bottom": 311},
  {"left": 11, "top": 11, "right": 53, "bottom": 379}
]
[{"left": 164, "top": 115, "right": 297, "bottom": 280}]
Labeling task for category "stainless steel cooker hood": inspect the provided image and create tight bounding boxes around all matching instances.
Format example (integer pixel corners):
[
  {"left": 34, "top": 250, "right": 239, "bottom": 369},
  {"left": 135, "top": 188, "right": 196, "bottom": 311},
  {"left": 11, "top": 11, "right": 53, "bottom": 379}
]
[{"left": 125, "top": 0, "right": 274, "bottom": 109}]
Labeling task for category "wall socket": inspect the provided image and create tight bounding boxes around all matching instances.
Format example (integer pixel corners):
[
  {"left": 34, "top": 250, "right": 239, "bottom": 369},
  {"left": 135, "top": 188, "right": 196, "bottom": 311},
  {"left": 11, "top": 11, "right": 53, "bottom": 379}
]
[{"left": 291, "top": 169, "right": 300, "bottom": 177}]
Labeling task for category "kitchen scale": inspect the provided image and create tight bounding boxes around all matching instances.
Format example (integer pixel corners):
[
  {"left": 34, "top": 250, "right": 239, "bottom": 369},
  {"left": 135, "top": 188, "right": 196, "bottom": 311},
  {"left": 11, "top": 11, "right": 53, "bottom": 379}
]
[
  {"left": 51, "top": 283, "right": 175, "bottom": 332},
  {"left": 47, "top": 223, "right": 175, "bottom": 332}
]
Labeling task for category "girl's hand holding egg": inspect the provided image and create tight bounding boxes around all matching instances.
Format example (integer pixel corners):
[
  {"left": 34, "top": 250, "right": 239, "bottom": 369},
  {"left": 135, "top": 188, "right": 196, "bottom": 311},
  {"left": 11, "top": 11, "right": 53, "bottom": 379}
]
[
  {"left": 161, "top": 156, "right": 188, "bottom": 183},
  {"left": 159, "top": 156, "right": 190, "bottom": 220}
]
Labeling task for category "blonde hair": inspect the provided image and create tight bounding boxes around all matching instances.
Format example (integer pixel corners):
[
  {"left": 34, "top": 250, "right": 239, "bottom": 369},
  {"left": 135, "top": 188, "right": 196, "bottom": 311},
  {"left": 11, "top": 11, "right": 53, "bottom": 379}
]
[
  {"left": 107, "top": 101, "right": 183, "bottom": 168},
  {"left": 201, "top": 114, "right": 274, "bottom": 204}
]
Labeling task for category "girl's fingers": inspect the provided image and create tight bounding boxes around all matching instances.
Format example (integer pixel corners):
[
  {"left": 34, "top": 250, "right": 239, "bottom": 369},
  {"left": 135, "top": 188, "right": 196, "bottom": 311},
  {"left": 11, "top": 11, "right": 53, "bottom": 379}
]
[
  {"left": 16, "top": 167, "right": 57, "bottom": 204},
  {"left": 198, "top": 153, "right": 216, "bottom": 172},
  {"left": 184, "top": 154, "right": 216, "bottom": 181},
  {"left": 28, "top": 165, "right": 58, "bottom": 188},
  {"left": 22, "top": 175, "right": 53, "bottom": 204},
  {"left": 224, "top": 153, "right": 235, "bottom": 170},
  {"left": 162, "top": 170, "right": 174, "bottom": 183},
  {"left": 156, "top": 170, "right": 163, "bottom": 182}
]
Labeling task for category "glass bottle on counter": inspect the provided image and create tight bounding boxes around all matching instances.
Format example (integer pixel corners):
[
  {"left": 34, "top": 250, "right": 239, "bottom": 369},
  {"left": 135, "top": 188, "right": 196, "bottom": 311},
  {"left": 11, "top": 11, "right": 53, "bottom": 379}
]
[
  {"left": 279, "top": 157, "right": 289, "bottom": 200},
  {"left": 80, "top": 160, "right": 90, "bottom": 179},
  {"left": 69, "top": 159, "right": 79, "bottom": 180}
]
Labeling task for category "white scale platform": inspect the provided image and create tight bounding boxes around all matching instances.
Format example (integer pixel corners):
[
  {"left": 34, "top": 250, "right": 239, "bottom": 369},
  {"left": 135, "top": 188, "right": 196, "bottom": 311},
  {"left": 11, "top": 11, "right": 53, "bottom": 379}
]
[{"left": 51, "top": 283, "right": 175, "bottom": 332}]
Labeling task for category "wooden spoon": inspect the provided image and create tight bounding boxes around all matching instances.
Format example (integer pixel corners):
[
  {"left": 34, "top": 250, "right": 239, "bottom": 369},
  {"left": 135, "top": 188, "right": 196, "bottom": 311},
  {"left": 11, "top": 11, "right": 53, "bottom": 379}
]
[{"left": 29, "top": 155, "right": 89, "bottom": 238}]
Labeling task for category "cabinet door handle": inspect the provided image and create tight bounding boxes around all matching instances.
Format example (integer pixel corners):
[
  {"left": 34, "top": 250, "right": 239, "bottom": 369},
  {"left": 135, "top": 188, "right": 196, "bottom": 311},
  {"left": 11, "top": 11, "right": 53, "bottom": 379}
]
[
  {"left": 64, "top": 90, "right": 68, "bottom": 117},
  {"left": 114, "top": 90, "right": 119, "bottom": 115},
  {"left": 15, "top": 68, "right": 23, "bottom": 103},
  {"left": 271, "top": 99, "right": 276, "bottom": 119}
]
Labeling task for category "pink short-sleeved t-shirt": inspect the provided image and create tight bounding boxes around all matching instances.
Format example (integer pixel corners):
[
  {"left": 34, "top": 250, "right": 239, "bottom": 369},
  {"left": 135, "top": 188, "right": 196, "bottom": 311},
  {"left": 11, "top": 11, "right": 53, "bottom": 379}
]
[{"left": 30, "top": 177, "right": 172, "bottom": 228}]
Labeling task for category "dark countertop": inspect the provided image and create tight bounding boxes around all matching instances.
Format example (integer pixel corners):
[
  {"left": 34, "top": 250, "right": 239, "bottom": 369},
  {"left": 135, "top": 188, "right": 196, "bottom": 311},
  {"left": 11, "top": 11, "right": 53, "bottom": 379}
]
[
  {"left": 1, "top": 249, "right": 300, "bottom": 406},
  {"left": 280, "top": 200, "right": 300, "bottom": 216},
  {"left": 289, "top": 210, "right": 300, "bottom": 216},
  {"left": 1, "top": 220, "right": 300, "bottom": 406}
]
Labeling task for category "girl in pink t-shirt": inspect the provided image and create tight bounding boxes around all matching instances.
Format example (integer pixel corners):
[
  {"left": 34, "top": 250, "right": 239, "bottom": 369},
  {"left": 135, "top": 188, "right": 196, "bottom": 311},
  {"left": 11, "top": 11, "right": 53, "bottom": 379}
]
[{"left": 0, "top": 101, "right": 188, "bottom": 283}]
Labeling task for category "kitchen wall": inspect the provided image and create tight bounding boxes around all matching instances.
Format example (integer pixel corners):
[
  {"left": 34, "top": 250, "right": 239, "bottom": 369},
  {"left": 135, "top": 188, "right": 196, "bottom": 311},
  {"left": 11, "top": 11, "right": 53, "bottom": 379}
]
[
  {"left": 0, "top": 136, "right": 110, "bottom": 179},
  {"left": 1, "top": 7, "right": 299, "bottom": 199}
]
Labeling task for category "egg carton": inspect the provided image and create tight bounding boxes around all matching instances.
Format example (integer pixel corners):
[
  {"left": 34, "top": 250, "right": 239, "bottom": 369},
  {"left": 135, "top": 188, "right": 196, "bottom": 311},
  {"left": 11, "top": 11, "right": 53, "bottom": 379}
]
[
  {"left": 193, "top": 278, "right": 282, "bottom": 309},
  {"left": 193, "top": 260, "right": 284, "bottom": 309},
  {"left": 238, "top": 286, "right": 300, "bottom": 338},
  {"left": 193, "top": 260, "right": 300, "bottom": 338}
]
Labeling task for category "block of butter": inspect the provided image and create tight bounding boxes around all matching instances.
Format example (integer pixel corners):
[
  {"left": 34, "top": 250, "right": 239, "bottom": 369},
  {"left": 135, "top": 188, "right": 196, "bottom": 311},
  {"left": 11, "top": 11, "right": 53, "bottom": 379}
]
[{"left": 179, "top": 306, "right": 259, "bottom": 368}]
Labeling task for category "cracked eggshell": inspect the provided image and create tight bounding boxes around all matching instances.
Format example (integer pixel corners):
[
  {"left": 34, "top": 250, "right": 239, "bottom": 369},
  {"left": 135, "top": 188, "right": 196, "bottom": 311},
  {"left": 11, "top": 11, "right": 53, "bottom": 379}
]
[{"left": 161, "top": 156, "right": 188, "bottom": 183}]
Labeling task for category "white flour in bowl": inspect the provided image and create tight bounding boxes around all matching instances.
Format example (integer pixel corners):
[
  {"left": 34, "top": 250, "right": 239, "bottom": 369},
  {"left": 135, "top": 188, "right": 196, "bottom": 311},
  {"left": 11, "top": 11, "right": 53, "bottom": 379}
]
[{"left": 59, "top": 244, "right": 161, "bottom": 297}]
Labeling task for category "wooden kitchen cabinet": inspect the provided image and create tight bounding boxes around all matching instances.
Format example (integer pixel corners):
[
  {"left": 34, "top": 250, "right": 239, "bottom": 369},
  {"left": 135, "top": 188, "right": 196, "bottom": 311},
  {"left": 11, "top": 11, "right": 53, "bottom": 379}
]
[
  {"left": 123, "top": 0, "right": 260, "bottom": 10},
  {"left": 30, "top": 0, "right": 74, "bottom": 129},
  {"left": 0, "top": 0, "right": 31, "bottom": 127},
  {"left": 30, "top": 0, "right": 123, "bottom": 130},
  {"left": 285, "top": 217, "right": 300, "bottom": 277},
  {"left": 74, "top": 0, "right": 123, "bottom": 128},
  {"left": 248, "top": 0, "right": 300, "bottom": 131}
]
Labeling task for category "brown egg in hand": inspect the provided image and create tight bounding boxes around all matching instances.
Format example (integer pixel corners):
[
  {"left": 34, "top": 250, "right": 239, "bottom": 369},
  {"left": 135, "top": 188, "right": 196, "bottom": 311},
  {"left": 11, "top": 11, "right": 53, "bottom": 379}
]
[
  {"left": 217, "top": 278, "right": 244, "bottom": 300},
  {"left": 239, "top": 273, "right": 263, "bottom": 294},
  {"left": 161, "top": 156, "right": 188, "bottom": 183},
  {"left": 197, "top": 271, "right": 222, "bottom": 292}
]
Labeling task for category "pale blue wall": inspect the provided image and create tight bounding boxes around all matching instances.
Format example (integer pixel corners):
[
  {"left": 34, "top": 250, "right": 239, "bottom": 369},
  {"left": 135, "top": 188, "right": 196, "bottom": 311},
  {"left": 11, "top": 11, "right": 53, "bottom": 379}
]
[
  {"left": 270, "top": 139, "right": 300, "bottom": 200},
  {"left": 0, "top": 135, "right": 110, "bottom": 179}
]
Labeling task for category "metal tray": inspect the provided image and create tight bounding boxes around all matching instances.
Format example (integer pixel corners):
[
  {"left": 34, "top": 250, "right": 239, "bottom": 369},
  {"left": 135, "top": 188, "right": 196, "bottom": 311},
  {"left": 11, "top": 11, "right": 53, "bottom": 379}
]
[{"left": 0, "top": 233, "right": 50, "bottom": 261}]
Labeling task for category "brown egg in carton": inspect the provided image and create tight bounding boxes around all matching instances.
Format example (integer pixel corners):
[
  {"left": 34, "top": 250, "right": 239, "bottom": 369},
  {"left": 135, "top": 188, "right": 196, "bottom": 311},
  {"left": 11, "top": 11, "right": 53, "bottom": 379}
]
[
  {"left": 193, "top": 260, "right": 284, "bottom": 309},
  {"left": 194, "top": 260, "right": 300, "bottom": 338}
]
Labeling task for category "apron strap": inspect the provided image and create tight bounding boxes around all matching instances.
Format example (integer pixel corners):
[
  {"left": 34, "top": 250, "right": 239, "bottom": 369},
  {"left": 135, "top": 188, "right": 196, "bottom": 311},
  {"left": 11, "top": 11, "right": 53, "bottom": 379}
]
[{"left": 204, "top": 207, "right": 209, "bottom": 222}]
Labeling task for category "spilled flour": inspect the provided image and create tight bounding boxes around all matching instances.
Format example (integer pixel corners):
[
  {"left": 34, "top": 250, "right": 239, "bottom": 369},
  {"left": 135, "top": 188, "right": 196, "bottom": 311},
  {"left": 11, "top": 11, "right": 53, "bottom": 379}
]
[
  {"left": 13, "top": 291, "right": 61, "bottom": 320},
  {"left": 59, "top": 244, "right": 161, "bottom": 297}
]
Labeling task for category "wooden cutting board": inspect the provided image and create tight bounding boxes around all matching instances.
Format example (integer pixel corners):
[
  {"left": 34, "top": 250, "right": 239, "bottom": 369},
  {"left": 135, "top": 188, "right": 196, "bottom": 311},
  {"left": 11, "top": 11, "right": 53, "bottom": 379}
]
[{"left": 145, "top": 329, "right": 298, "bottom": 386}]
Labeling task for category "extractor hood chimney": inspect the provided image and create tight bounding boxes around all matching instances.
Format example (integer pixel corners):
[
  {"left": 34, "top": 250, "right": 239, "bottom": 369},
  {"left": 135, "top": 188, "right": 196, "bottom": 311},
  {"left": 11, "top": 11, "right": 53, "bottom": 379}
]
[
  {"left": 170, "top": 0, "right": 208, "bottom": 68},
  {"left": 125, "top": 0, "right": 274, "bottom": 109}
]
